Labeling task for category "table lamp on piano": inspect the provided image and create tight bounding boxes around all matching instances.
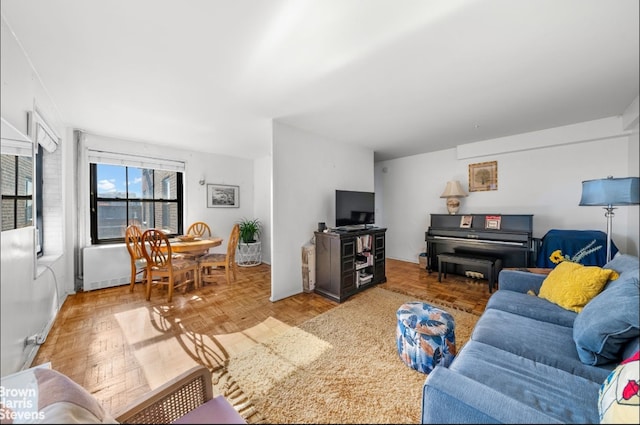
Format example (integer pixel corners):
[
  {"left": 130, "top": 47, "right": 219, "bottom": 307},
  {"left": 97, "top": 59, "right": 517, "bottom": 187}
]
[{"left": 440, "top": 180, "right": 468, "bottom": 215}]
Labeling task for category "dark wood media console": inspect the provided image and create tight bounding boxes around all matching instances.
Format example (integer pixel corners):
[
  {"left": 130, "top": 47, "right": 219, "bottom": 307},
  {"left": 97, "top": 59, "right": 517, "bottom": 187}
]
[{"left": 314, "top": 227, "right": 386, "bottom": 303}]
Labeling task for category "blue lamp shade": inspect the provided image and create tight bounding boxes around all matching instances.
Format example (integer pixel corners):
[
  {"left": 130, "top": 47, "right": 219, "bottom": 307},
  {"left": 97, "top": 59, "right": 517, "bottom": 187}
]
[{"left": 579, "top": 177, "right": 640, "bottom": 206}]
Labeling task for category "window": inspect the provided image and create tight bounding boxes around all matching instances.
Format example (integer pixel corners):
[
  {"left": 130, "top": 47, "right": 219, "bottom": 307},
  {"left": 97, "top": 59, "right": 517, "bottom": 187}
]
[
  {"left": 35, "top": 145, "right": 43, "bottom": 256},
  {"left": 89, "top": 163, "right": 183, "bottom": 243},
  {"left": 2, "top": 112, "right": 61, "bottom": 259},
  {"left": 31, "top": 110, "right": 60, "bottom": 257},
  {"left": 1, "top": 154, "right": 33, "bottom": 231}
]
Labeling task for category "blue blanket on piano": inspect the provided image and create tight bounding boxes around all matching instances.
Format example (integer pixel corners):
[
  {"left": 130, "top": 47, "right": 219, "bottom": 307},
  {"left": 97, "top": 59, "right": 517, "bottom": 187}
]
[{"left": 536, "top": 229, "right": 618, "bottom": 268}]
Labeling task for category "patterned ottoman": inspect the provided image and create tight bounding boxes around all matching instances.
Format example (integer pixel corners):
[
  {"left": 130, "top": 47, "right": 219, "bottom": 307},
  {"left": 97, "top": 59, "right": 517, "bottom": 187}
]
[{"left": 396, "top": 302, "right": 456, "bottom": 374}]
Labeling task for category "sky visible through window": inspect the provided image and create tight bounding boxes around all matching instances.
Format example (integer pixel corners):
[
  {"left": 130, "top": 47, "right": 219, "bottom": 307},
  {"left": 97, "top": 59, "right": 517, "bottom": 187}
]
[{"left": 96, "top": 164, "right": 142, "bottom": 198}]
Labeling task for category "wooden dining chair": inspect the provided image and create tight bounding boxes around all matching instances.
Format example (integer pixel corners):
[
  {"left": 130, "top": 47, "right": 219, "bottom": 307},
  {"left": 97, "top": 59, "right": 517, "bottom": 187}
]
[
  {"left": 186, "top": 221, "right": 211, "bottom": 238},
  {"left": 125, "top": 224, "right": 147, "bottom": 292},
  {"left": 141, "top": 229, "right": 199, "bottom": 302},
  {"left": 199, "top": 224, "right": 240, "bottom": 285},
  {"left": 181, "top": 221, "right": 213, "bottom": 261}
]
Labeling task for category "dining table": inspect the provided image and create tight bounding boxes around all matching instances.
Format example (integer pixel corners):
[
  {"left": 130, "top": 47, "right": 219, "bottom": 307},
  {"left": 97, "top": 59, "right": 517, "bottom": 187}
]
[{"left": 168, "top": 236, "right": 223, "bottom": 256}]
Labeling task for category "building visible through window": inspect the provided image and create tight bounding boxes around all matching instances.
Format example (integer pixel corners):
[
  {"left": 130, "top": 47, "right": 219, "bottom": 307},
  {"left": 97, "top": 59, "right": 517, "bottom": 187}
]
[
  {"left": 89, "top": 163, "right": 183, "bottom": 244},
  {"left": 1, "top": 154, "right": 33, "bottom": 231}
]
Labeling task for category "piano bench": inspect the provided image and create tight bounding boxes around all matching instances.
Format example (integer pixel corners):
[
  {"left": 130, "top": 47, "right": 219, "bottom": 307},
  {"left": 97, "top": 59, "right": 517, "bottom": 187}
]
[{"left": 437, "top": 253, "right": 503, "bottom": 293}]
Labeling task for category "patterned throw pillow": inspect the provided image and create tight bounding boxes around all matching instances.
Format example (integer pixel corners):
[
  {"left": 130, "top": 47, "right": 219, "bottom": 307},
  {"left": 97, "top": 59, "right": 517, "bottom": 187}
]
[
  {"left": 598, "top": 350, "right": 640, "bottom": 423},
  {"left": 538, "top": 261, "right": 618, "bottom": 312}
]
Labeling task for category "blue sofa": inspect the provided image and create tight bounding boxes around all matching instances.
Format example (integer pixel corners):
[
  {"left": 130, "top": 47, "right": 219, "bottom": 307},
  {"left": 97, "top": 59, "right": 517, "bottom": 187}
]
[{"left": 421, "top": 254, "right": 640, "bottom": 424}]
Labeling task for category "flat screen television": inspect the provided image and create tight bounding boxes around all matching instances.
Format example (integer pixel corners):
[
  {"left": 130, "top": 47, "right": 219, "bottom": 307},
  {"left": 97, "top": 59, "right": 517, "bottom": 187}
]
[{"left": 335, "top": 190, "right": 375, "bottom": 227}]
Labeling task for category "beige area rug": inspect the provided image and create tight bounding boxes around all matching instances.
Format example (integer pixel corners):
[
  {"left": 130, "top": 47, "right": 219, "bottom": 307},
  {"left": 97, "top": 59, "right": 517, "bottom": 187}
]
[{"left": 213, "top": 286, "right": 480, "bottom": 424}]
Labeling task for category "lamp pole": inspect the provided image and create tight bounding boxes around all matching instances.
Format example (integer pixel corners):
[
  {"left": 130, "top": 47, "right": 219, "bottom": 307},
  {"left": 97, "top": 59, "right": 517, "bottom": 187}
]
[{"left": 604, "top": 205, "right": 616, "bottom": 263}]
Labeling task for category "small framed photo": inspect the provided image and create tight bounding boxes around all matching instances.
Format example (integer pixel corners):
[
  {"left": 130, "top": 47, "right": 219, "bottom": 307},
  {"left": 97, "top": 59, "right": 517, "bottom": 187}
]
[
  {"left": 469, "top": 161, "right": 498, "bottom": 192},
  {"left": 460, "top": 215, "right": 473, "bottom": 228},
  {"left": 485, "top": 215, "right": 502, "bottom": 230},
  {"left": 207, "top": 184, "right": 239, "bottom": 208}
]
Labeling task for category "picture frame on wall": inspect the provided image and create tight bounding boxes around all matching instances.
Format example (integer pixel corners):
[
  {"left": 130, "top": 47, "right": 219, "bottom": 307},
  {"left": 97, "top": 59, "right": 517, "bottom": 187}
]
[
  {"left": 207, "top": 184, "right": 239, "bottom": 208},
  {"left": 469, "top": 161, "right": 498, "bottom": 192}
]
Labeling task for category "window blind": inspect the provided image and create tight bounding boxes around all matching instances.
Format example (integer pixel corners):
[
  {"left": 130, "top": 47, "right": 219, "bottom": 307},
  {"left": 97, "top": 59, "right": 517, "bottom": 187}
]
[
  {"left": 1, "top": 117, "right": 33, "bottom": 157},
  {"left": 87, "top": 149, "right": 185, "bottom": 172},
  {"left": 36, "top": 122, "right": 59, "bottom": 153},
  {"left": 30, "top": 110, "right": 60, "bottom": 153}
]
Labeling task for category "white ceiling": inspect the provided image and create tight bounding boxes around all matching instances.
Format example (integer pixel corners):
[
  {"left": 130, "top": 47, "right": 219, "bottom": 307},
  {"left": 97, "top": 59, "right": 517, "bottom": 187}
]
[{"left": 1, "top": 0, "right": 638, "bottom": 161}]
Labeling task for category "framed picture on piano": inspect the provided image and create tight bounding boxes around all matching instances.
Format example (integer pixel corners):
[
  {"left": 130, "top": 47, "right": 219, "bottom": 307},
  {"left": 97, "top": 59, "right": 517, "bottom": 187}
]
[
  {"left": 460, "top": 215, "right": 473, "bottom": 228},
  {"left": 485, "top": 215, "right": 502, "bottom": 230}
]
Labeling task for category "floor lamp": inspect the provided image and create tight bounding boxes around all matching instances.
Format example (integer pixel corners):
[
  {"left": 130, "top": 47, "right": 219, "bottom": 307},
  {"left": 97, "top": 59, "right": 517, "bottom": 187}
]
[{"left": 579, "top": 176, "right": 639, "bottom": 263}]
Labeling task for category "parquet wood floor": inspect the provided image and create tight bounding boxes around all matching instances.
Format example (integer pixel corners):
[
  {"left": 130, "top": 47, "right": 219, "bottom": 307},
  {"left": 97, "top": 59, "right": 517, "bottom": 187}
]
[{"left": 31, "top": 258, "right": 491, "bottom": 416}]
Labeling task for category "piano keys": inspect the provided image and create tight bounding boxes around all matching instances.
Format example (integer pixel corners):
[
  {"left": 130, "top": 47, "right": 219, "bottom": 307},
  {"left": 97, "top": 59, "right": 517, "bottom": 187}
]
[{"left": 425, "top": 214, "right": 536, "bottom": 273}]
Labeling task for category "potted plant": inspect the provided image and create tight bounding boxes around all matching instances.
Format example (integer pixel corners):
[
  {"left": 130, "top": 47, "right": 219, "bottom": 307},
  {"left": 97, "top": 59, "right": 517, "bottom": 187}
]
[
  {"left": 237, "top": 218, "right": 261, "bottom": 243},
  {"left": 236, "top": 218, "right": 262, "bottom": 266}
]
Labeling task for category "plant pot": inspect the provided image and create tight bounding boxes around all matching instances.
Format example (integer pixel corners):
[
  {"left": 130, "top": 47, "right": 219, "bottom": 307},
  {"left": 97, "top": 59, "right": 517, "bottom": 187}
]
[{"left": 236, "top": 241, "right": 262, "bottom": 267}]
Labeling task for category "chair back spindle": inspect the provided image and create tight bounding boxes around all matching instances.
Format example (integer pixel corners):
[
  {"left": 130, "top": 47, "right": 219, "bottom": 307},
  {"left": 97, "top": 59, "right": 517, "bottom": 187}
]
[{"left": 187, "top": 221, "right": 212, "bottom": 238}]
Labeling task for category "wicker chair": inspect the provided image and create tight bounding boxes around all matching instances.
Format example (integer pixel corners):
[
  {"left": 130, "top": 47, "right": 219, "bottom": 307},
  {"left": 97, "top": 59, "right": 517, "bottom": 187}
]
[
  {"left": 115, "top": 365, "right": 245, "bottom": 424},
  {"left": 0, "top": 365, "right": 244, "bottom": 425},
  {"left": 115, "top": 366, "right": 211, "bottom": 423}
]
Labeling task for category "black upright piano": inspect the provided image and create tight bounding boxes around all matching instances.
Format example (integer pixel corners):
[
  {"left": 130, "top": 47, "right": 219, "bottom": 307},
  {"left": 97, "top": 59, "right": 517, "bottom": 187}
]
[{"left": 425, "top": 214, "right": 535, "bottom": 273}]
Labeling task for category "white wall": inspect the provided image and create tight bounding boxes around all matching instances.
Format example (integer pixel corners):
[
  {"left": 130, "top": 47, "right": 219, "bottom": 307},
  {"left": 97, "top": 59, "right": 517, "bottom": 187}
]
[
  {"left": 254, "top": 155, "right": 272, "bottom": 264},
  {"left": 271, "top": 122, "right": 374, "bottom": 301},
  {"left": 376, "top": 117, "right": 640, "bottom": 264},
  {"left": 1, "top": 17, "right": 69, "bottom": 376},
  {"left": 625, "top": 123, "right": 639, "bottom": 254}
]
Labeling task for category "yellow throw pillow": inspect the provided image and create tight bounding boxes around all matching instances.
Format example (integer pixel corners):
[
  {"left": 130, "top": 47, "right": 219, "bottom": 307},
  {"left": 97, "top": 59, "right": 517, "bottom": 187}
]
[{"left": 538, "top": 261, "right": 619, "bottom": 313}]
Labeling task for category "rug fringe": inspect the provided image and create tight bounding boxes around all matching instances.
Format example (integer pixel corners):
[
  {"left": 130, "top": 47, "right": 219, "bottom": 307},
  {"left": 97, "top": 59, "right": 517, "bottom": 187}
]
[{"left": 210, "top": 365, "right": 267, "bottom": 424}]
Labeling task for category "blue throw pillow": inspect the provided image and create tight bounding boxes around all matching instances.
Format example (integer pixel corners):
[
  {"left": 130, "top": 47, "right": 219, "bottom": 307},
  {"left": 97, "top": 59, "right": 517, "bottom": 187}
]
[
  {"left": 573, "top": 271, "right": 639, "bottom": 365},
  {"left": 603, "top": 254, "right": 639, "bottom": 276}
]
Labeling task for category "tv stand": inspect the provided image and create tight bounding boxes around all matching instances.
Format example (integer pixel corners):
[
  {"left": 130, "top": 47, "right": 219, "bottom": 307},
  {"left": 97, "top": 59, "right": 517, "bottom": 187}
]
[
  {"left": 314, "top": 227, "right": 386, "bottom": 303},
  {"left": 335, "top": 224, "right": 379, "bottom": 232}
]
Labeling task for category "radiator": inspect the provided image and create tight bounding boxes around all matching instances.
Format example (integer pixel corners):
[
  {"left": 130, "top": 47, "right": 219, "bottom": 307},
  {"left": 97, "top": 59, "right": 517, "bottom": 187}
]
[
  {"left": 82, "top": 245, "right": 130, "bottom": 291},
  {"left": 301, "top": 243, "right": 316, "bottom": 293}
]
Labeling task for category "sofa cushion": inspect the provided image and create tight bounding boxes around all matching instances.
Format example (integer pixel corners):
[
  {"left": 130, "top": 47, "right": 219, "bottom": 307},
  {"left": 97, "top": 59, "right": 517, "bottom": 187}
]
[
  {"left": 497, "top": 269, "right": 547, "bottom": 293},
  {"left": 622, "top": 337, "right": 640, "bottom": 360},
  {"left": 603, "top": 253, "right": 639, "bottom": 276},
  {"left": 472, "top": 308, "right": 613, "bottom": 382},
  {"left": 538, "top": 261, "right": 618, "bottom": 313},
  {"left": 448, "top": 341, "right": 601, "bottom": 423},
  {"left": 573, "top": 272, "right": 639, "bottom": 366},
  {"left": 598, "top": 350, "right": 640, "bottom": 424},
  {"left": 486, "top": 289, "right": 577, "bottom": 327},
  {"left": 602, "top": 254, "right": 640, "bottom": 294}
]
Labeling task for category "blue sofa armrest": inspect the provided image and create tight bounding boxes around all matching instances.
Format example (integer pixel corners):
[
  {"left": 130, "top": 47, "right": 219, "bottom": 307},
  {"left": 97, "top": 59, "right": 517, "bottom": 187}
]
[
  {"left": 498, "top": 270, "right": 546, "bottom": 294},
  {"left": 421, "top": 367, "right": 563, "bottom": 424}
]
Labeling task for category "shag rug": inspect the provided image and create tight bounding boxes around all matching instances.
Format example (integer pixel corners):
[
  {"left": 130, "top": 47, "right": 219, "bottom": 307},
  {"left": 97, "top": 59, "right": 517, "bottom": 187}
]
[{"left": 212, "top": 286, "right": 480, "bottom": 424}]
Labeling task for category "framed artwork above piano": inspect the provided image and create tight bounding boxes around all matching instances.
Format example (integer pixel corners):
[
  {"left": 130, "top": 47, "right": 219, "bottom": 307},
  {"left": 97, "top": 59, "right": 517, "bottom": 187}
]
[{"left": 425, "top": 214, "right": 536, "bottom": 274}]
